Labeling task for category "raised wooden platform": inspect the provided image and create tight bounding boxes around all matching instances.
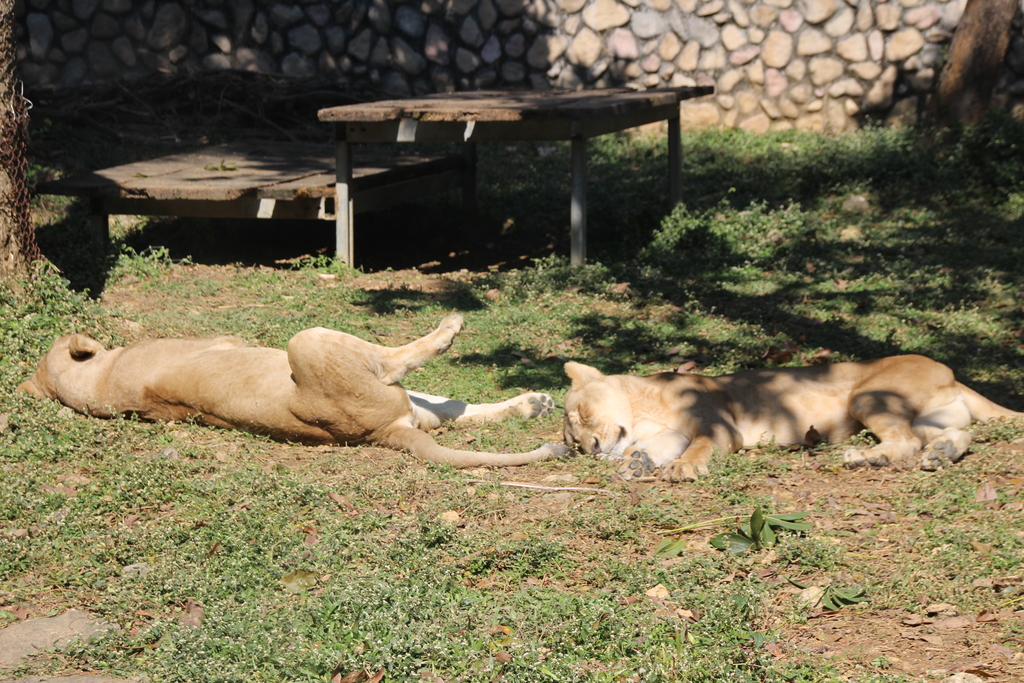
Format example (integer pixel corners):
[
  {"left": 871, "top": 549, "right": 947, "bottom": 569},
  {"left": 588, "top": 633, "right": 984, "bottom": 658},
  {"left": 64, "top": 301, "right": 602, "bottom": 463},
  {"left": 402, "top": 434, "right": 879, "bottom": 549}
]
[{"left": 36, "top": 140, "right": 467, "bottom": 251}]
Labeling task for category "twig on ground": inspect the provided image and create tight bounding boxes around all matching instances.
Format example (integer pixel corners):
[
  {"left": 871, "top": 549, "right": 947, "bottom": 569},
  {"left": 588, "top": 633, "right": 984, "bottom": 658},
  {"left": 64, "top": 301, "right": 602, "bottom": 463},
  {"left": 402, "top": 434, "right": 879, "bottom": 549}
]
[{"left": 462, "top": 479, "right": 618, "bottom": 497}]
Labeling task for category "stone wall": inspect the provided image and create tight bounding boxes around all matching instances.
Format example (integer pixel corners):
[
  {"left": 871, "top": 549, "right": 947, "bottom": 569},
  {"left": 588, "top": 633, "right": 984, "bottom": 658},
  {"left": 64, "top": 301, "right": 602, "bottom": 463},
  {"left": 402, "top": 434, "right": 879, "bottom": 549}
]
[{"left": 13, "top": 0, "right": 1024, "bottom": 132}]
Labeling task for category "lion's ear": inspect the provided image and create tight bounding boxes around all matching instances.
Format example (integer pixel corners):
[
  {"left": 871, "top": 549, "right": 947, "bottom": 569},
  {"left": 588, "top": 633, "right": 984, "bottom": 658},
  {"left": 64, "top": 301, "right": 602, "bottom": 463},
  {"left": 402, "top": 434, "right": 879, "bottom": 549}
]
[
  {"left": 564, "top": 361, "right": 604, "bottom": 387},
  {"left": 68, "top": 334, "right": 104, "bottom": 360}
]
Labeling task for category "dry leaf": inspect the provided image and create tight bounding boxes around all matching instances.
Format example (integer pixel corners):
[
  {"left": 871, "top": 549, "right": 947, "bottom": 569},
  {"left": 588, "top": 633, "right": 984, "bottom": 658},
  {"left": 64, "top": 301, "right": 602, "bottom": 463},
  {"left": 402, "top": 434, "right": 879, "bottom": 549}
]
[
  {"left": 988, "top": 643, "right": 1015, "bottom": 659},
  {"left": 901, "top": 614, "right": 924, "bottom": 626},
  {"left": 645, "top": 584, "right": 671, "bottom": 599},
  {"left": 926, "top": 602, "right": 959, "bottom": 616},
  {"left": 798, "top": 586, "right": 825, "bottom": 609},
  {"left": 919, "top": 633, "right": 944, "bottom": 645},
  {"left": 366, "top": 668, "right": 385, "bottom": 683},
  {"left": 494, "top": 651, "right": 512, "bottom": 664},
  {"left": 328, "top": 492, "right": 356, "bottom": 512},
  {"left": 975, "top": 610, "right": 998, "bottom": 623},
  {"left": 933, "top": 615, "right": 972, "bottom": 629},
  {"left": 676, "top": 360, "right": 697, "bottom": 374},
  {"left": 976, "top": 482, "right": 998, "bottom": 503},
  {"left": 331, "top": 668, "right": 366, "bottom": 683},
  {"left": 969, "top": 540, "right": 995, "bottom": 555},
  {"left": 179, "top": 598, "right": 204, "bottom": 629}
]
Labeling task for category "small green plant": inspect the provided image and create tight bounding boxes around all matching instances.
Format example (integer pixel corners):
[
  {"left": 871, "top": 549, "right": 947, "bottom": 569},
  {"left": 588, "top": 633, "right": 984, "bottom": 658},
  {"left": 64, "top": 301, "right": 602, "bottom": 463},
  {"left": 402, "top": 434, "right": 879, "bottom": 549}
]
[
  {"left": 709, "top": 507, "right": 812, "bottom": 555},
  {"left": 203, "top": 159, "right": 237, "bottom": 171},
  {"left": 787, "top": 577, "right": 870, "bottom": 611}
]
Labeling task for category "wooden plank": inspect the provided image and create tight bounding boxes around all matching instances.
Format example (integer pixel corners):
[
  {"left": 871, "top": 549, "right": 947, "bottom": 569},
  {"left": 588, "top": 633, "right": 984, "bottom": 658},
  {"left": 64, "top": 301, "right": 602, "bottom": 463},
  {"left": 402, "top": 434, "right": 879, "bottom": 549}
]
[
  {"left": 319, "top": 87, "right": 714, "bottom": 124},
  {"left": 256, "top": 154, "right": 461, "bottom": 199}
]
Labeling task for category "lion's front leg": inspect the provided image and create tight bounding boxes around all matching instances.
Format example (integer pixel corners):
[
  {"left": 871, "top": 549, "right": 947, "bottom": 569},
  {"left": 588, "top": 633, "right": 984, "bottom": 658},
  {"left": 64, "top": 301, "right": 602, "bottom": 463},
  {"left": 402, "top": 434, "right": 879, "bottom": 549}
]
[
  {"left": 616, "top": 431, "right": 691, "bottom": 482},
  {"left": 407, "top": 390, "right": 554, "bottom": 430},
  {"left": 660, "top": 437, "right": 715, "bottom": 483}
]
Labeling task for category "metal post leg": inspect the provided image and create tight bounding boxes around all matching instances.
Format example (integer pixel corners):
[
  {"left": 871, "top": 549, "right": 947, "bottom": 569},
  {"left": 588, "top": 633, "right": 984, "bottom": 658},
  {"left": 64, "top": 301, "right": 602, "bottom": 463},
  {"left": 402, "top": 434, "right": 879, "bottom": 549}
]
[
  {"left": 668, "top": 112, "right": 681, "bottom": 206},
  {"left": 335, "top": 139, "right": 354, "bottom": 265},
  {"left": 461, "top": 142, "right": 477, "bottom": 236},
  {"left": 570, "top": 136, "right": 587, "bottom": 266},
  {"left": 88, "top": 197, "right": 108, "bottom": 253}
]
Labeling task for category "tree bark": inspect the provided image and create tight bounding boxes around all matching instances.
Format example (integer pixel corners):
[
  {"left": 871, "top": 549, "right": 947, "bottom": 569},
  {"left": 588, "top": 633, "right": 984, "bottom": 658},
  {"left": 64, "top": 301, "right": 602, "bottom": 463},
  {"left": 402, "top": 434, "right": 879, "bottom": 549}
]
[
  {"left": 933, "top": 0, "right": 1018, "bottom": 126},
  {"left": 0, "top": 0, "right": 38, "bottom": 280}
]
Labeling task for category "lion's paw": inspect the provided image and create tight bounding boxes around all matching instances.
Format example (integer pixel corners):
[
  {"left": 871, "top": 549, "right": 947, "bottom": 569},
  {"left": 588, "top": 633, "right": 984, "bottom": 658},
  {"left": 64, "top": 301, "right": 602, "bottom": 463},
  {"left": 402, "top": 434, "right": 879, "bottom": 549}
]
[
  {"left": 434, "top": 314, "right": 464, "bottom": 355},
  {"left": 522, "top": 393, "right": 555, "bottom": 419},
  {"left": 618, "top": 450, "right": 656, "bottom": 481},
  {"left": 661, "top": 459, "right": 708, "bottom": 483},
  {"left": 843, "top": 448, "right": 889, "bottom": 469},
  {"left": 920, "top": 438, "right": 962, "bottom": 471}
]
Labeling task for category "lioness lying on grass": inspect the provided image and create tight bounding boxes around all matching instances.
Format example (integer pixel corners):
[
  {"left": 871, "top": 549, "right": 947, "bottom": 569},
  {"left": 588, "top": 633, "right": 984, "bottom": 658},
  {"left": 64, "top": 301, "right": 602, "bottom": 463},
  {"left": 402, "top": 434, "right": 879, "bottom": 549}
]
[
  {"left": 19, "top": 314, "right": 570, "bottom": 468},
  {"left": 562, "top": 355, "right": 1022, "bottom": 482}
]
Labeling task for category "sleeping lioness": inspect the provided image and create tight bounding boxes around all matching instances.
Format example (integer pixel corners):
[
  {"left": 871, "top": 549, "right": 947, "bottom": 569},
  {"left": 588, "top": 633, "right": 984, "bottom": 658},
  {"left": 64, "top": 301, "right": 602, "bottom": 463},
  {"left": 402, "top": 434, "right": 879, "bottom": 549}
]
[
  {"left": 19, "top": 314, "right": 570, "bottom": 468},
  {"left": 562, "top": 355, "right": 1023, "bottom": 482}
]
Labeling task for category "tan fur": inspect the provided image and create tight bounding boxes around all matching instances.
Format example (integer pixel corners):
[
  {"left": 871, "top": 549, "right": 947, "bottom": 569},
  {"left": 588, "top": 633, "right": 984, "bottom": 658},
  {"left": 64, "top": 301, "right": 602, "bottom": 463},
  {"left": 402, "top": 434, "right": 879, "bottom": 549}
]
[
  {"left": 562, "top": 355, "right": 1023, "bottom": 482},
  {"left": 19, "top": 315, "right": 570, "bottom": 468}
]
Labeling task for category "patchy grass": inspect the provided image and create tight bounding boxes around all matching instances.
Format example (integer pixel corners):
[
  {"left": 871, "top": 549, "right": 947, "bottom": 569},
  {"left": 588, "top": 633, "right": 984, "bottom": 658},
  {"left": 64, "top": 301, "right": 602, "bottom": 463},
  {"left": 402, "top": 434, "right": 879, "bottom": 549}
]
[{"left": 4, "top": 103, "right": 1024, "bottom": 682}]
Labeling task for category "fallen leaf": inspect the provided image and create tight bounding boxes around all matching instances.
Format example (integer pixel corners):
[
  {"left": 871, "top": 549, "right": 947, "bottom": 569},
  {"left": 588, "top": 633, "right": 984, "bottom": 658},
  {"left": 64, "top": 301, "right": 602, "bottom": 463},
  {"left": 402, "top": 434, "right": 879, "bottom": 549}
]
[
  {"left": 975, "top": 610, "right": 998, "bottom": 623},
  {"left": 366, "top": 668, "right": 385, "bottom": 683},
  {"left": 976, "top": 482, "right": 998, "bottom": 503},
  {"left": 494, "top": 651, "right": 512, "bottom": 664},
  {"left": 645, "top": 584, "right": 671, "bottom": 599},
  {"left": 676, "top": 360, "right": 697, "bottom": 374},
  {"left": 933, "top": 615, "right": 972, "bottom": 629},
  {"left": 331, "top": 667, "right": 366, "bottom": 683},
  {"left": 179, "top": 598, "right": 204, "bottom": 629},
  {"left": 798, "top": 586, "right": 825, "bottom": 609},
  {"left": 281, "top": 569, "right": 317, "bottom": 594},
  {"left": 969, "top": 540, "right": 995, "bottom": 555},
  {"left": 901, "top": 614, "right": 924, "bottom": 626},
  {"left": 328, "top": 492, "right": 357, "bottom": 512},
  {"left": 972, "top": 578, "right": 995, "bottom": 588},
  {"left": 988, "top": 643, "right": 1015, "bottom": 659},
  {"left": 926, "top": 602, "right": 959, "bottom": 616},
  {"left": 919, "top": 634, "right": 944, "bottom": 645}
]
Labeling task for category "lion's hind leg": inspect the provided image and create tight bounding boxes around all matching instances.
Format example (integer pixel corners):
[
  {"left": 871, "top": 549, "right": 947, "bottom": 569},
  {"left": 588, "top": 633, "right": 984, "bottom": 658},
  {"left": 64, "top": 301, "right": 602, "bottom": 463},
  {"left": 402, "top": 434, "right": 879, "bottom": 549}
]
[
  {"left": 912, "top": 398, "right": 973, "bottom": 471},
  {"left": 843, "top": 391, "right": 923, "bottom": 469},
  {"left": 407, "top": 390, "right": 554, "bottom": 430},
  {"left": 376, "top": 314, "right": 464, "bottom": 385}
]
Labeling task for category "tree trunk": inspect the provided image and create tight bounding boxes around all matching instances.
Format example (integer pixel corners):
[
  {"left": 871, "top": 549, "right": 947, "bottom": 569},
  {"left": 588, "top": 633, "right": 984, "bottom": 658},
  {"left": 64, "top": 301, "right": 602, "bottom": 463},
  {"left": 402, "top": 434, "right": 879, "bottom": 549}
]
[
  {"left": 0, "top": 0, "right": 39, "bottom": 280},
  {"left": 933, "top": 0, "right": 1018, "bottom": 126}
]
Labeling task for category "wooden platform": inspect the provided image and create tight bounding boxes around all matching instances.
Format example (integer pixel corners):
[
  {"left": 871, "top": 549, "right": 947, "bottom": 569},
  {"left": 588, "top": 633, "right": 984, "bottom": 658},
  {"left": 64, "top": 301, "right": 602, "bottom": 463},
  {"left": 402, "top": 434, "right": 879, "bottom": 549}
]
[
  {"left": 319, "top": 86, "right": 715, "bottom": 265},
  {"left": 36, "top": 140, "right": 467, "bottom": 250}
]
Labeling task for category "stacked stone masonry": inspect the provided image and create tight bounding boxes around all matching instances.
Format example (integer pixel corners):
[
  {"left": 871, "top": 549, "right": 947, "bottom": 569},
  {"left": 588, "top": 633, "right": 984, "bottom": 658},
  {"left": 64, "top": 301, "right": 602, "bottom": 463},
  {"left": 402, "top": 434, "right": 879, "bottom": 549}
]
[{"left": 14, "top": 0, "right": 1024, "bottom": 131}]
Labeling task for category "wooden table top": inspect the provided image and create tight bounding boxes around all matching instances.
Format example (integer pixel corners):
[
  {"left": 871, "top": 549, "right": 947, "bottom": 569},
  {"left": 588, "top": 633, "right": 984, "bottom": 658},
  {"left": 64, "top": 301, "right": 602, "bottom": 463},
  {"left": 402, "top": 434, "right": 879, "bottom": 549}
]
[
  {"left": 317, "top": 87, "right": 714, "bottom": 124},
  {"left": 37, "top": 141, "right": 458, "bottom": 202}
]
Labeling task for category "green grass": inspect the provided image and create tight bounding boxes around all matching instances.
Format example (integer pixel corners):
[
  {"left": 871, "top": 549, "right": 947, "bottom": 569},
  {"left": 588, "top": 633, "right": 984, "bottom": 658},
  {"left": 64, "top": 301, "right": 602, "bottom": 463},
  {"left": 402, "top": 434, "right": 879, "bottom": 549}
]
[{"left": 5, "top": 113, "right": 1024, "bottom": 681}]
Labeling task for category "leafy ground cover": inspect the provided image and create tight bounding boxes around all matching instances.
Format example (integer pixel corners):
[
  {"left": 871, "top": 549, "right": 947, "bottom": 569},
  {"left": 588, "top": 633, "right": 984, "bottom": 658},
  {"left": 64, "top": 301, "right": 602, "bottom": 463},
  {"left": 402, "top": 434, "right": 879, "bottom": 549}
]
[{"left": 4, "top": 78, "right": 1024, "bottom": 682}]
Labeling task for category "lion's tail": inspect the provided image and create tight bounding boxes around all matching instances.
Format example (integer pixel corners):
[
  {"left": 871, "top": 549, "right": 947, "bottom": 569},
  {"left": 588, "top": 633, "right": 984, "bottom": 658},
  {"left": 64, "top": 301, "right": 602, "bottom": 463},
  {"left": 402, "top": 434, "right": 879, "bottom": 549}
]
[
  {"left": 957, "top": 382, "right": 1024, "bottom": 422},
  {"left": 376, "top": 425, "right": 572, "bottom": 468}
]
